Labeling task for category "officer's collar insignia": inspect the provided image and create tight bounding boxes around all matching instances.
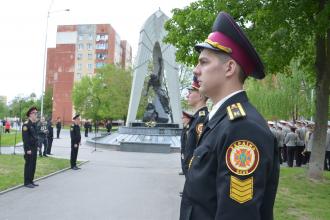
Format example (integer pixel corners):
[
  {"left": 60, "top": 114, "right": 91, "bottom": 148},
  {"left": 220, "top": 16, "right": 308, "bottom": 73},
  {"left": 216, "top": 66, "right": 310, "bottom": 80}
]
[
  {"left": 196, "top": 123, "right": 204, "bottom": 136},
  {"left": 227, "top": 103, "right": 246, "bottom": 120},
  {"left": 199, "top": 110, "right": 206, "bottom": 117},
  {"left": 23, "top": 125, "right": 28, "bottom": 131},
  {"left": 230, "top": 176, "right": 253, "bottom": 203},
  {"left": 226, "top": 140, "right": 259, "bottom": 176}
]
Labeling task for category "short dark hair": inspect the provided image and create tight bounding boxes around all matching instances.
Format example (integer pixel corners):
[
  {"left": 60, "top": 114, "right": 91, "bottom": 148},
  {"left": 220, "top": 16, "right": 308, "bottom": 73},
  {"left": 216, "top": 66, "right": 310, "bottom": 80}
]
[{"left": 215, "top": 51, "right": 247, "bottom": 84}]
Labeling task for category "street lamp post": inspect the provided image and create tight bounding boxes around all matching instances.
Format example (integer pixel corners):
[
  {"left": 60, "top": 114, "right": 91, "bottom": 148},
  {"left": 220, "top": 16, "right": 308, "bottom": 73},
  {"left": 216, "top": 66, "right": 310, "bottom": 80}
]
[{"left": 40, "top": 1, "right": 69, "bottom": 118}]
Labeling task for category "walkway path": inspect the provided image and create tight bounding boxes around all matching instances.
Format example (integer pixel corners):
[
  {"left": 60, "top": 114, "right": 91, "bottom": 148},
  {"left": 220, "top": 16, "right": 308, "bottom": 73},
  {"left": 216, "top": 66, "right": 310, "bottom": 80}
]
[{"left": 0, "top": 130, "right": 184, "bottom": 220}]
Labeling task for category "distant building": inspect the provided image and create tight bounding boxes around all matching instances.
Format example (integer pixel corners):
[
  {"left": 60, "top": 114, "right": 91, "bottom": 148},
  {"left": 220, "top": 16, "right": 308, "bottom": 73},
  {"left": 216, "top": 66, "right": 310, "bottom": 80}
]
[
  {"left": 0, "top": 96, "right": 7, "bottom": 105},
  {"left": 46, "top": 24, "right": 132, "bottom": 124}
]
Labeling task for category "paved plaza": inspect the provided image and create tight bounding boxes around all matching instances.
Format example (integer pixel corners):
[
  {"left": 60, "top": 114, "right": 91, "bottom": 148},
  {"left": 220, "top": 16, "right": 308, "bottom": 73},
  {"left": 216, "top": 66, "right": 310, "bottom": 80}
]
[{"left": 0, "top": 130, "right": 184, "bottom": 220}]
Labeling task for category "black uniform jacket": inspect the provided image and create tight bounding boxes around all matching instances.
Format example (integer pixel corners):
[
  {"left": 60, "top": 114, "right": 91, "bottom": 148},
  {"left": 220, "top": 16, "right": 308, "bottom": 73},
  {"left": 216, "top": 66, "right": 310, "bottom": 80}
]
[
  {"left": 180, "top": 91, "right": 279, "bottom": 220},
  {"left": 183, "top": 106, "right": 209, "bottom": 173},
  {"left": 22, "top": 120, "right": 38, "bottom": 152},
  {"left": 70, "top": 124, "right": 81, "bottom": 145}
]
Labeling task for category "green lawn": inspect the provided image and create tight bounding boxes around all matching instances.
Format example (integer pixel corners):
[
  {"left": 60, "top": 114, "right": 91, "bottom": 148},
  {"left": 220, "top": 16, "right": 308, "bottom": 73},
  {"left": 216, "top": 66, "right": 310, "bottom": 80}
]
[
  {"left": 275, "top": 167, "right": 330, "bottom": 220},
  {"left": 0, "top": 132, "right": 22, "bottom": 146},
  {"left": 0, "top": 154, "right": 70, "bottom": 191}
]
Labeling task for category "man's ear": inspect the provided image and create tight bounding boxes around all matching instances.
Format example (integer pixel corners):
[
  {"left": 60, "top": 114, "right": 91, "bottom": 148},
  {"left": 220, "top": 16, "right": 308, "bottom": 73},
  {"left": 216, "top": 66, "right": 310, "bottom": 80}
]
[{"left": 224, "top": 59, "right": 237, "bottom": 77}]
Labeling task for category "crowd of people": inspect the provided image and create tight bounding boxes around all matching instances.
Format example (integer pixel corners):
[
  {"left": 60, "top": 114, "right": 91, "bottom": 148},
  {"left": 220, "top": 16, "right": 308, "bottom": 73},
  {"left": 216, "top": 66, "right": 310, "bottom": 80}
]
[{"left": 268, "top": 120, "right": 330, "bottom": 170}]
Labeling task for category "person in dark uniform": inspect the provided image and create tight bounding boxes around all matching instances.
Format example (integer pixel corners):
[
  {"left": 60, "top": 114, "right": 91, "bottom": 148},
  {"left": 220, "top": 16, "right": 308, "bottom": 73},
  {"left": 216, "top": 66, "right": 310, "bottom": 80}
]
[
  {"left": 37, "top": 116, "right": 49, "bottom": 157},
  {"left": 180, "top": 12, "right": 279, "bottom": 220},
  {"left": 46, "top": 119, "right": 54, "bottom": 155},
  {"left": 70, "top": 114, "right": 81, "bottom": 170},
  {"left": 56, "top": 117, "right": 62, "bottom": 139},
  {"left": 182, "top": 76, "right": 208, "bottom": 176},
  {"left": 22, "top": 107, "right": 39, "bottom": 188},
  {"left": 180, "top": 111, "right": 193, "bottom": 176},
  {"left": 106, "top": 119, "right": 112, "bottom": 134},
  {"left": 84, "top": 120, "right": 89, "bottom": 137}
]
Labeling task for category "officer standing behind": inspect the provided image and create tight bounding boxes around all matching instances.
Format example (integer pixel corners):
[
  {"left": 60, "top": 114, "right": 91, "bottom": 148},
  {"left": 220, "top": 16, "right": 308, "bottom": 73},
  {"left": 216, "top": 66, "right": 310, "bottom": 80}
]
[
  {"left": 70, "top": 114, "right": 81, "bottom": 170},
  {"left": 46, "top": 119, "right": 54, "bottom": 155},
  {"left": 180, "top": 111, "right": 193, "bottom": 175},
  {"left": 56, "top": 117, "right": 62, "bottom": 139},
  {"left": 22, "top": 107, "right": 39, "bottom": 188},
  {"left": 180, "top": 12, "right": 279, "bottom": 220},
  {"left": 37, "top": 117, "right": 49, "bottom": 157},
  {"left": 182, "top": 77, "right": 208, "bottom": 176}
]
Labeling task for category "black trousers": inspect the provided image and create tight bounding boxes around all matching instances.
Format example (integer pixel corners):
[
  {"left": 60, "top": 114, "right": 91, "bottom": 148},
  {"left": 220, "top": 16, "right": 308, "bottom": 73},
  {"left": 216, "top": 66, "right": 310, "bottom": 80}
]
[
  {"left": 287, "top": 146, "right": 296, "bottom": 167},
  {"left": 24, "top": 150, "right": 37, "bottom": 185},
  {"left": 47, "top": 138, "right": 53, "bottom": 154},
  {"left": 38, "top": 137, "right": 48, "bottom": 156},
  {"left": 56, "top": 128, "right": 61, "bottom": 138},
  {"left": 85, "top": 128, "right": 88, "bottom": 137},
  {"left": 295, "top": 146, "right": 305, "bottom": 167},
  {"left": 303, "top": 151, "right": 311, "bottom": 164},
  {"left": 324, "top": 151, "right": 330, "bottom": 171},
  {"left": 282, "top": 145, "right": 287, "bottom": 162},
  {"left": 70, "top": 143, "right": 79, "bottom": 168},
  {"left": 278, "top": 147, "right": 283, "bottom": 164}
]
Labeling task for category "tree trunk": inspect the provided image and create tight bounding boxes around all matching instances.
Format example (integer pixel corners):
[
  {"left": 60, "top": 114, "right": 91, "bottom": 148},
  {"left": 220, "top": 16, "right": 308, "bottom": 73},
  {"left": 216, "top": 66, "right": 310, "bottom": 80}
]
[{"left": 308, "top": 25, "right": 330, "bottom": 180}]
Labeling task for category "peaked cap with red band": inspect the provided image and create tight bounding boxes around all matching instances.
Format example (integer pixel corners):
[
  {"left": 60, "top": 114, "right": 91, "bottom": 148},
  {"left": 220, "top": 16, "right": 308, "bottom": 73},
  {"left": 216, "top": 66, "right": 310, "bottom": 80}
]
[
  {"left": 195, "top": 12, "right": 265, "bottom": 79},
  {"left": 189, "top": 76, "right": 200, "bottom": 90}
]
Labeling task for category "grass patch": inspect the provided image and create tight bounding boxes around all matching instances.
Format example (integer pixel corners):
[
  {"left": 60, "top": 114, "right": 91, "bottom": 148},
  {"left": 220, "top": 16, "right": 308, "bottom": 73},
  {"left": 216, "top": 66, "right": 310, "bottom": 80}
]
[
  {"left": 275, "top": 167, "right": 330, "bottom": 220},
  {"left": 0, "top": 132, "right": 22, "bottom": 146},
  {"left": 0, "top": 154, "right": 70, "bottom": 191}
]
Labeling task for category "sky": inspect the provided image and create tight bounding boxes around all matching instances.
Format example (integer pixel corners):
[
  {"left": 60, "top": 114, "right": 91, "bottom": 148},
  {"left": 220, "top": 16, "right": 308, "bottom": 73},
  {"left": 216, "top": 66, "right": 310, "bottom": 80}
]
[{"left": 0, "top": 0, "right": 194, "bottom": 104}]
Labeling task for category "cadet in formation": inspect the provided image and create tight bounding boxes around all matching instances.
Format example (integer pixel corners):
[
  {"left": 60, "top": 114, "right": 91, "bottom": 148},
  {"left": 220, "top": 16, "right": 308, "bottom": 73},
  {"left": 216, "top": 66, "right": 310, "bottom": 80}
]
[
  {"left": 182, "top": 76, "right": 208, "bottom": 176},
  {"left": 70, "top": 114, "right": 81, "bottom": 170},
  {"left": 180, "top": 12, "right": 279, "bottom": 220},
  {"left": 22, "top": 107, "right": 39, "bottom": 188}
]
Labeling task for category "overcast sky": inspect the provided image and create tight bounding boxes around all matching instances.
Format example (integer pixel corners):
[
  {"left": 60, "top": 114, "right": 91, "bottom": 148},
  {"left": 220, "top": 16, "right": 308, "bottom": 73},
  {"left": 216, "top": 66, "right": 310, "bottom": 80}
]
[{"left": 0, "top": 0, "right": 194, "bottom": 103}]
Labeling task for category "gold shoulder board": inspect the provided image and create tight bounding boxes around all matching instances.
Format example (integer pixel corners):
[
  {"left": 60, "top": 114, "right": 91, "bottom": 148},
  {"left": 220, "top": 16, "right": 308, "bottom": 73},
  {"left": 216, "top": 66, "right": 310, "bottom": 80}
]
[
  {"left": 199, "top": 111, "right": 205, "bottom": 117},
  {"left": 226, "top": 103, "right": 246, "bottom": 120}
]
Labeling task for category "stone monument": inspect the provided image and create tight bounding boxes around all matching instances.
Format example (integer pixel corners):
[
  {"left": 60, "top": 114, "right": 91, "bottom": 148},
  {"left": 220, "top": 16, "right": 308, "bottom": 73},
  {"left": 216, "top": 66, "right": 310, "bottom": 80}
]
[{"left": 88, "top": 10, "right": 182, "bottom": 153}]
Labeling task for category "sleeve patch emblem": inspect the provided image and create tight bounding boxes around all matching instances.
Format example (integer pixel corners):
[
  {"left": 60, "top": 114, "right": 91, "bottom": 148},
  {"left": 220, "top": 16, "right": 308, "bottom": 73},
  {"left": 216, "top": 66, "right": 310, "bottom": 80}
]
[
  {"left": 196, "top": 123, "right": 204, "bottom": 135},
  {"left": 23, "top": 126, "right": 28, "bottom": 131},
  {"left": 230, "top": 176, "right": 253, "bottom": 203},
  {"left": 226, "top": 140, "right": 259, "bottom": 176}
]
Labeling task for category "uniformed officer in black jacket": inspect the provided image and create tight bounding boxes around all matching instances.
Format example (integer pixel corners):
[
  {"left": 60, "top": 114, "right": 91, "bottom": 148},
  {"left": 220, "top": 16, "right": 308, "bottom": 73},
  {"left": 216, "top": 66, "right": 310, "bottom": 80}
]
[
  {"left": 22, "top": 107, "right": 39, "bottom": 188},
  {"left": 180, "top": 12, "right": 279, "bottom": 220},
  {"left": 46, "top": 119, "right": 54, "bottom": 155},
  {"left": 70, "top": 114, "right": 81, "bottom": 170},
  {"left": 180, "top": 111, "right": 192, "bottom": 175},
  {"left": 182, "top": 77, "right": 208, "bottom": 176}
]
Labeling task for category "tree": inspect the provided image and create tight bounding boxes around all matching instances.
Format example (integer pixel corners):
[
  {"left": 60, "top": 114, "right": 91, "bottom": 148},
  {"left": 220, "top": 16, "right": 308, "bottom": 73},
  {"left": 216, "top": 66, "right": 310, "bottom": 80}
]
[
  {"left": 165, "top": 0, "right": 330, "bottom": 180},
  {"left": 0, "top": 101, "right": 8, "bottom": 119},
  {"left": 72, "top": 64, "right": 132, "bottom": 121},
  {"left": 43, "top": 88, "right": 53, "bottom": 119}
]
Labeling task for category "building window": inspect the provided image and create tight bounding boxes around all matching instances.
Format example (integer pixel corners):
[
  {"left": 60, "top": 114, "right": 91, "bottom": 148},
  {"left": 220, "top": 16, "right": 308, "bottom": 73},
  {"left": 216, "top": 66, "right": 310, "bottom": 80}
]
[
  {"left": 87, "top": 63, "right": 93, "bottom": 70},
  {"left": 96, "top": 53, "right": 107, "bottom": 60},
  {"left": 87, "top": 43, "right": 93, "bottom": 50},
  {"left": 77, "top": 53, "right": 83, "bottom": 60},
  {"left": 95, "top": 43, "right": 108, "bottom": 50},
  {"left": 78, "top": 35, "right": 84, "bottom": 41},
  {"left": 78, "top": 63, "right": 82, "bottom": 70},
  {"left": 78, "top": 43, "right": 84, "bottom": 50},
  {"left": 88, "top": 34, "right": 93, "bottom": 41},
  {"left": 96, "top": 34, "right": 108, "bottom": 41},
  {"left": 76, "top": 73, "right": 82, "bottom": 79},
  {"left": 88, "top": 53, "right": 93, "bottom": 60}
]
